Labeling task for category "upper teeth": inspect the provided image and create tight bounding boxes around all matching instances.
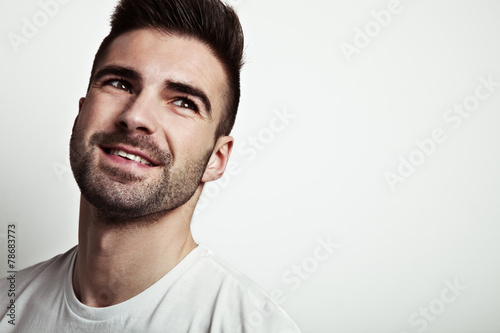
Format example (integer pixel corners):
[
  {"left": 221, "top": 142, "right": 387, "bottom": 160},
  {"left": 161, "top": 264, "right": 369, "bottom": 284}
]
[{"left": 110, "top": 149, "right": 153, "bottom": 166}]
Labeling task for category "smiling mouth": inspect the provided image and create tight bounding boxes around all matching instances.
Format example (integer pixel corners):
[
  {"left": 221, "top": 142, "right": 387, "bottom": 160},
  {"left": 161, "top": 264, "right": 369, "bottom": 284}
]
[{"left": 105, "top": 148, "right": 155, "bottom": 167}]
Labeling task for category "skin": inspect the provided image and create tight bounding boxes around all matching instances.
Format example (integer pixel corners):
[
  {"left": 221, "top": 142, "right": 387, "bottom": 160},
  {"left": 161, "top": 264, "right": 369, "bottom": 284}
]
[{"left": 70, "top": 28, "right": 234, "bottom": 307}]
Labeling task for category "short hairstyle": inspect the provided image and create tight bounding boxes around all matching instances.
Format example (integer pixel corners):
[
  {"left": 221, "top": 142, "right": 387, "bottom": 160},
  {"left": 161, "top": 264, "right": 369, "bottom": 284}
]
[{"left": 88, "top": 0, "right": 244, "bottom": 138}]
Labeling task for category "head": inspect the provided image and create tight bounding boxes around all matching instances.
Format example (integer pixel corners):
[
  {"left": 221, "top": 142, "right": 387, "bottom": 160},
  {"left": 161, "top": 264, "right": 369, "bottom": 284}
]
[
  {"left": 70, "top": 0, "right": 244, "bottom": 225},
  {"left": 91, "top": 0, "right": 244, "bottom": 139}
]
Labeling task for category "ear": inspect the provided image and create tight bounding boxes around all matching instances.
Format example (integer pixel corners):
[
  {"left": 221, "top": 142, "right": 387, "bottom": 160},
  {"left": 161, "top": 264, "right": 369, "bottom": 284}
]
[
  {"left": 72, "top": 97, "right": 86, "bottom": 131},
  {"left": 201, "top": 136, "right": 234, "bottom": 183},
  {"left": 79, "top": 97, "right": 86, "bottom": 112}
]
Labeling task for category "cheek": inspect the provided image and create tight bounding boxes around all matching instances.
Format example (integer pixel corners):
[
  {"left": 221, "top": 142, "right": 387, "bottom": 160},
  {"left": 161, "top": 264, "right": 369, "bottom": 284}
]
[
  {"left": 73, "top": 114, "right": 102, "bottom": 143},
  {"left": 168, "top": 129, "right": 215, "bottom": 166},
  {"left": 163, "top": 116, "right": 216, "bottom": 148},
  {"left": 186, "top": 127, "right": 216, "bottom": 152},
  {"left": 77, "top": 100, "right": 120, "bottom": 133}
]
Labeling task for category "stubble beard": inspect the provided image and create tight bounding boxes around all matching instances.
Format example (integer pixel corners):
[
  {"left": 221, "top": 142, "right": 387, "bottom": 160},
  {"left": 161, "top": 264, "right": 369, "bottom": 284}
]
[{"left": 69, "top": 130, "right": 212, "bottom": 227}]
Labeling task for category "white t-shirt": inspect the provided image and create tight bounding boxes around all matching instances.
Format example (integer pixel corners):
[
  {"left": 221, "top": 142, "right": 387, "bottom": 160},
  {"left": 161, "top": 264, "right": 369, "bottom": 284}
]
[{"left": 0, "top": 245, "right": 300, "bottom": 333}]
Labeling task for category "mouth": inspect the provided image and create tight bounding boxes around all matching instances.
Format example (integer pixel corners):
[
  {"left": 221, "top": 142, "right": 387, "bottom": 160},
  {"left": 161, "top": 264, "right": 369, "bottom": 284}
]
[{"left": 101, "top": 146, "right": 158, "bottom": 167}]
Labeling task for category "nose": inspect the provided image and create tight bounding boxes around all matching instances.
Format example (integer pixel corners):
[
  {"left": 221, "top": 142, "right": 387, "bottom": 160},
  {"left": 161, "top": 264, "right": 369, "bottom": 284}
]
[{"left": 116, "top": 91, "right": 158, "bottom": 134}]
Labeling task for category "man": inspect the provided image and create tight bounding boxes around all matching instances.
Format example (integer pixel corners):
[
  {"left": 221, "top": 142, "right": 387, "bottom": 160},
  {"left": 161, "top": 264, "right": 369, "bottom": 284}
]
[{"left": 0, "top": 0, "right": 300, "bottom": 331}]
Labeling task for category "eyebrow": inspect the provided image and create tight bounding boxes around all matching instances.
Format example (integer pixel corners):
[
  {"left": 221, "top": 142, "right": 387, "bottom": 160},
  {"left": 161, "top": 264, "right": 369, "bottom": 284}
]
[
  {"left": 92, "top": 65, "right": 212, "bottom": 118},
  {"left": 92, "top": 65, "right": 142, "bottom": 84}
]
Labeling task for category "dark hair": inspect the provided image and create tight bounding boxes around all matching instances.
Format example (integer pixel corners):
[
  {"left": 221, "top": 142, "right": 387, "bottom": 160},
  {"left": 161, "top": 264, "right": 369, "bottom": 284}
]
[{"left": 89, "top": 0, "right": 244, "bottom": 138}]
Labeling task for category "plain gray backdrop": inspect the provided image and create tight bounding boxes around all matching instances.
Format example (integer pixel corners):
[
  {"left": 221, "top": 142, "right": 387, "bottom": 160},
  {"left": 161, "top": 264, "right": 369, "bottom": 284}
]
[{"left": 1, "top": 0, "right": 500, "bottom": 332}]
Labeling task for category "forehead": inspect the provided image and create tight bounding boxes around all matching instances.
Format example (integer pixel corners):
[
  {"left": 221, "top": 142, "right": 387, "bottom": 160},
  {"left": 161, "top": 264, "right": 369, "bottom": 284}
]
[{"left": 98, "top": 28, "right": 228, "bottom": 120}]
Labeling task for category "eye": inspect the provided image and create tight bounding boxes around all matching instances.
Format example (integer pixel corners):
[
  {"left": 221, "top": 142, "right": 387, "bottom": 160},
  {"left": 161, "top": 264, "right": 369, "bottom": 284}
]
[
  {"left": 171, "top": 98, "right": 198, "bottom": 112},
  {"left": 107, "top": 79, "right": 132, "bottom": 93}
]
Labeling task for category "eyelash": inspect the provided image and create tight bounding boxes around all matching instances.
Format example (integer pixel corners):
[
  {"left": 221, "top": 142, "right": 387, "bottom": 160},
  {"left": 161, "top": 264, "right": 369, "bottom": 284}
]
[
  {"left": 172, "top": 97, "right": 199, "bottom": 113},
  {"left": 104, "top": 78, "right": 133, "bottom": 94}
]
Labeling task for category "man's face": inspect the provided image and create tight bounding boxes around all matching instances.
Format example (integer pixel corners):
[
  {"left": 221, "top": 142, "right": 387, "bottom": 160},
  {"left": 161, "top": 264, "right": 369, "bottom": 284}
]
[{"left": 70, "top": 28, "right": 228, "bottom": 222}]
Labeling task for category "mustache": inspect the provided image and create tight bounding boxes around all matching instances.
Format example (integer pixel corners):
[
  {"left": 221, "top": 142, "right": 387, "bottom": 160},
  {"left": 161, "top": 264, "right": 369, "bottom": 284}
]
[{"left": 89, "top": 131, "right": 172, "bottom": 165}]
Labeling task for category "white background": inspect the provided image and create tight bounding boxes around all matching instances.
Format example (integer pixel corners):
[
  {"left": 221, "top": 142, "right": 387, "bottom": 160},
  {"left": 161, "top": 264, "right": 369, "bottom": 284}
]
[{"left": 1, "top": 0, "right": 500, "bottom": 332}]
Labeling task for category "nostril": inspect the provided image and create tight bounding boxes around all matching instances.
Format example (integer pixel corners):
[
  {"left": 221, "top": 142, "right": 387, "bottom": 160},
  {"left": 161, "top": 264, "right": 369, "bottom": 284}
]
[
  {"left": 117, "top": 120, "right": 151, "bottom": 134},
  {"left": 118, "top": 120, "right": 129, "bottom": 129}
]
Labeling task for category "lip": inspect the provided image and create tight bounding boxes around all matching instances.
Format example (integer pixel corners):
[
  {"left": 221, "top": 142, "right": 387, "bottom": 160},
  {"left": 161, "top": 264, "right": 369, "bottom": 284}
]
[{"left": 100, "top": 145, "right": 160, "bottom": 167}]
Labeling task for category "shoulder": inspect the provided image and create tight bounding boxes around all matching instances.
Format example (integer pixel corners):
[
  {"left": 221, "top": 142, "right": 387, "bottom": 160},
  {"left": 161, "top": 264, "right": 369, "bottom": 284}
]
[
  {"left": 0, "top": 246, "right": 77, "bottom": 323},
  {"left": 7, "top": 246, "right": 76, "bottom": 283},
  {"left": 0, "top": 246, "right": 76, "bottom": 302},
  {"left": 181, "top": 244, "right": 301, "bottom": 332}
]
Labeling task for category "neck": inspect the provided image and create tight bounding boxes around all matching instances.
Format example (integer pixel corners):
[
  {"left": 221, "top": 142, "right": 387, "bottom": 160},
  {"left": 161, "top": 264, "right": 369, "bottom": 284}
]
[{"left": 72, "top": 186, "right": 201, "bottom": 307}]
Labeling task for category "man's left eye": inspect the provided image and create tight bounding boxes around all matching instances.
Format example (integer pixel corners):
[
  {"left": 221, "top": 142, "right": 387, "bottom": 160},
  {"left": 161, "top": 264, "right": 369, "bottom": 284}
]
[
  {"left": 109, "top": 79, "right": 132, "bottom": 93},
  {"left": 172, "top": 98, "right": 198, "bottom": 112}
]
